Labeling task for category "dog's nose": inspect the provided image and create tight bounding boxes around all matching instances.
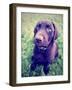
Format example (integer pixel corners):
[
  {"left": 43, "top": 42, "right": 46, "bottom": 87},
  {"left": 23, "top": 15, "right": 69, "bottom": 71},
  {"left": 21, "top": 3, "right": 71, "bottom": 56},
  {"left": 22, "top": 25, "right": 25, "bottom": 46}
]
[
  {"left": 35, "top": 38, "right": 42, "bottom": 43},
  {"left": 35, "top": 34, "right": 44, "bottom": 44}
]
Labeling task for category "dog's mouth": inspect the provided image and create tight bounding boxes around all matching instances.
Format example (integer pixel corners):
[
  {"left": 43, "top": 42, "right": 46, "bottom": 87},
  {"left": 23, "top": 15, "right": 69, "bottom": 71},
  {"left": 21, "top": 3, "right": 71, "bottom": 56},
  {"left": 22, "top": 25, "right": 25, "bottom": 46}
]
[{"left": 38, "top": 46, "right": 48, "bottom": 50}]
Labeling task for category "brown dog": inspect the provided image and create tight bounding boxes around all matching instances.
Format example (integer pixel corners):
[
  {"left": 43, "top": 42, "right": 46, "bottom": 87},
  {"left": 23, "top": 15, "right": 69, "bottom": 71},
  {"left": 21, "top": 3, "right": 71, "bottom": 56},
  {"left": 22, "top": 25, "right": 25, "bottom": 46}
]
[{"left": 30, "top": 21, "right": 58, "bottom": 75}]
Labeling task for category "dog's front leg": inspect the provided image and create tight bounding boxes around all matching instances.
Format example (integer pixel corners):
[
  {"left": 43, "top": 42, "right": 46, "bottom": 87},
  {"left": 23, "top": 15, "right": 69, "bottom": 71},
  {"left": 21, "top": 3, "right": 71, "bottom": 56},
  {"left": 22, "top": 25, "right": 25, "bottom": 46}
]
[
  {"left": 29, "top": 56, "right": 37, "bottom": 76},
  {"left": 43, "top": 64, "right": 50, "bottom": 75}
]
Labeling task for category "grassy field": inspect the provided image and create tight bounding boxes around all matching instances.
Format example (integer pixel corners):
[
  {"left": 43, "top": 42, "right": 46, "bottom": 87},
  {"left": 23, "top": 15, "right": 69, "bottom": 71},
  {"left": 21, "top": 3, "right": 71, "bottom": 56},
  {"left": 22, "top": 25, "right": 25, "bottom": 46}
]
[{"left": 21, "top": 13, "right": 63, "bottom": 77}]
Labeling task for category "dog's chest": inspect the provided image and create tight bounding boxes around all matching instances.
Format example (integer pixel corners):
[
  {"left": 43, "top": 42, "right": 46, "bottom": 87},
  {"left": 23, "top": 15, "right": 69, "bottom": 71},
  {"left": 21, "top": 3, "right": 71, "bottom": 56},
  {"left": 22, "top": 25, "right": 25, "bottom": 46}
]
[{"left": 35, "top": 50, "right": 51, "bottom": 64}]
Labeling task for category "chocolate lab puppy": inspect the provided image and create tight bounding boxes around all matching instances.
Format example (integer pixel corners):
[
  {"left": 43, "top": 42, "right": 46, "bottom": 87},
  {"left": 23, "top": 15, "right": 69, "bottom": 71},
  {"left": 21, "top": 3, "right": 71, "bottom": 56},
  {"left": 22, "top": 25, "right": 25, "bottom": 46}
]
[{"left": 30, "top": 21, "right": 58, "bottom": 75}]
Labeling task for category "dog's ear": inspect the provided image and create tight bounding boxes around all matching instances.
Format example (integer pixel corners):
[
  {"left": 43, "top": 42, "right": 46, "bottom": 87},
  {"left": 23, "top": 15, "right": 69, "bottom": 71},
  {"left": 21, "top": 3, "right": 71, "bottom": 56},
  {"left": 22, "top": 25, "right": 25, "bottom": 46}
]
[
  {"left": 34, "top": 28, "right": 37, "bottom": 37},
  {"left": 52, "top": 22, "right": 58, "bottom": 40}
]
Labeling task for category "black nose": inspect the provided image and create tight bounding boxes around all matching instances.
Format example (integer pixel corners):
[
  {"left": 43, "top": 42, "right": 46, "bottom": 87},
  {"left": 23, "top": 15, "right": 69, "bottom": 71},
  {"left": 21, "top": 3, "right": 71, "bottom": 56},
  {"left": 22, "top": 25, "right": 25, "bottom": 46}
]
[{"left": 35, "top": 38, "right": 42, "bottom": 43}]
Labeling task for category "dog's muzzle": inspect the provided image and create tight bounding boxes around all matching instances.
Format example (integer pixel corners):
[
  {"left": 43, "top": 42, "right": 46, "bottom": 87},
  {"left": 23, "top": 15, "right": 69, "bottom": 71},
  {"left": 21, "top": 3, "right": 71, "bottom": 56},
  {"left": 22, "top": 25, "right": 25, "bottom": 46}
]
[
  {"left": 35, "top": 34, "right": 43, "bottom": 43},
  {"left": 34, "top": 39, "right": 48, "bottom": 51}
]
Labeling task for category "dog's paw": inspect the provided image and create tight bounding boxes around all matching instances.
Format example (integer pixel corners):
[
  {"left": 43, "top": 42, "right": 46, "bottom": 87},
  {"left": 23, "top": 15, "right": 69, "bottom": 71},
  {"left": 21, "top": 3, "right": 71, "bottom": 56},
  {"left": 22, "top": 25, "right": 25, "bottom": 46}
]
[{"left": 43, "top": 65, "right": 50, "bottom": 75}]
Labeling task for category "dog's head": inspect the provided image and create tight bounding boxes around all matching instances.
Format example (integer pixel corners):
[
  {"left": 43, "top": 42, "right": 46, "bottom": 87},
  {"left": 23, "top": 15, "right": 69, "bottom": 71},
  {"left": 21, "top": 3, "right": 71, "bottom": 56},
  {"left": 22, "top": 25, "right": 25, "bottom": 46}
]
[{"left": 34, "top": 21, "right": 58, "bottom": 50}]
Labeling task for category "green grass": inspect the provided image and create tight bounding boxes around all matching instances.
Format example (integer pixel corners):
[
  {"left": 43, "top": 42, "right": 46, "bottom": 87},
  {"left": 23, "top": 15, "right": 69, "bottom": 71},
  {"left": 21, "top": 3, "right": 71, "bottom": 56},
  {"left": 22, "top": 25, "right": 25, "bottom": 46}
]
[{"left": 21, "top": 13, "right": 63, "bottom": 77}]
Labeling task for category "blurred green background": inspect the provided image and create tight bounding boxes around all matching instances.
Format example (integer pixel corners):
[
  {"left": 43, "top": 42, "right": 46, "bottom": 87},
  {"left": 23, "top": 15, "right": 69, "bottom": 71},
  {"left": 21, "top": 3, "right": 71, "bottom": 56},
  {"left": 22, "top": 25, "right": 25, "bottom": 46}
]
[{"left": 21, "top": 13, "right": 63, "bottom": 77}]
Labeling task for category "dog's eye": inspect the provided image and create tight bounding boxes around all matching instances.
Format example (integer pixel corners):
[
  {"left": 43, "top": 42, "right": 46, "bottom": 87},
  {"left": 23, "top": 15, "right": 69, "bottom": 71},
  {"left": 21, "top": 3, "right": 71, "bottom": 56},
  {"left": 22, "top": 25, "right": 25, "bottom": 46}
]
[
  {"left": 35, "top": 24, "right": 41, "bottom": 31},
  {"left": 37, "top": 24, "right": 41, "bottom": 28},
  {"left": 46, "top": 25, "right": 50, "bottom": 28}
]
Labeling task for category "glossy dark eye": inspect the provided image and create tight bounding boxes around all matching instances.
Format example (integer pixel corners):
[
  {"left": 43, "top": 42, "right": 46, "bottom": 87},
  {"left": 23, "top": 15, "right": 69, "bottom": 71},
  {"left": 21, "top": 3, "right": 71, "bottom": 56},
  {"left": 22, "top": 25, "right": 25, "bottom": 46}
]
[
  {"left": 37, "top": 24, "right": 41, "bottom": 28},
  {"left": 46, "top": 24, "right": 50, "bottom": 28}
]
